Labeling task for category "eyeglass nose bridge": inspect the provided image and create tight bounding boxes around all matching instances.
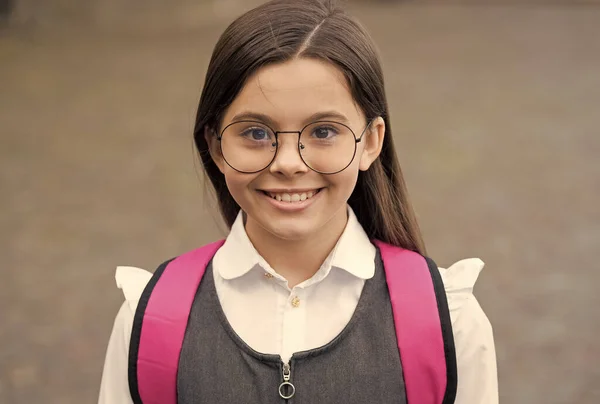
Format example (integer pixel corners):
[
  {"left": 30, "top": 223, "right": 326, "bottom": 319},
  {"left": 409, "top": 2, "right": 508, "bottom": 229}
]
[{"left": 271, "top": 130, "right": 304, "bottom": 150}]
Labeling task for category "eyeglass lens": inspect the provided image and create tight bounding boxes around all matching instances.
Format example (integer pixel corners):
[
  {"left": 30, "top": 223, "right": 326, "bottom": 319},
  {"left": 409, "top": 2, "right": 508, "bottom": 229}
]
[{"left": 219, "top": 120, "right": 359, "bottom": 174}]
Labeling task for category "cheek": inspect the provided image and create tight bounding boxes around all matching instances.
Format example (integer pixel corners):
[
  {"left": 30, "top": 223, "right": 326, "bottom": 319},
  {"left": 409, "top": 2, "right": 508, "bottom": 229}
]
[
  {"left": 223, "top": 170, "right": 256, "bottom": 202},
  {"left": 329, "top": 165, "right": 360, "bottom": 196}
]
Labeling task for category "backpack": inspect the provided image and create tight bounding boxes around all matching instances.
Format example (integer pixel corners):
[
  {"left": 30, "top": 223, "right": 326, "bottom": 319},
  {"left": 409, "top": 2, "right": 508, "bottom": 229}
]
[{"left": 127, "top": 239, "right": 457, "bottom": 404}]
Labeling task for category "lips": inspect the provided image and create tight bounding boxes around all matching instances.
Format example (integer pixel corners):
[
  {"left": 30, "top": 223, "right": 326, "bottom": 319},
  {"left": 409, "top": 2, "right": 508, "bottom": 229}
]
[{"left": 261, "top": 188, "right": 322, "bottom": 203}]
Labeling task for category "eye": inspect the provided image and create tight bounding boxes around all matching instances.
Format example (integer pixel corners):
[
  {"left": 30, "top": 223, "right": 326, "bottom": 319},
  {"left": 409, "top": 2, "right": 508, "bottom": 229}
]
[
  {"left": 312, "top": 126, "right": 337, "bottom": 139},
  {"left": 243, "top": 127, "right": 269, "bottom": 140}
]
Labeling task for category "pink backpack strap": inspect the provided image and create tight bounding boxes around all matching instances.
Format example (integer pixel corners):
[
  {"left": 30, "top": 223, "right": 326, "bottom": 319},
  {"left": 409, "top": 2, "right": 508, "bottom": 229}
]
[
  {"left": 128, "top": 240, "right": 225, "bottom": 404},
  {"left": 374, "top": 240, "right": 458, "bottom": 404}
]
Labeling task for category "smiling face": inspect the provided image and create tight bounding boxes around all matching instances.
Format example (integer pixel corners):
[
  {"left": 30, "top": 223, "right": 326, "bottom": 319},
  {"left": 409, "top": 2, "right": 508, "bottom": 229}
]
[{"left": 207, "top": 58, "right": 384, "bottom": 242}]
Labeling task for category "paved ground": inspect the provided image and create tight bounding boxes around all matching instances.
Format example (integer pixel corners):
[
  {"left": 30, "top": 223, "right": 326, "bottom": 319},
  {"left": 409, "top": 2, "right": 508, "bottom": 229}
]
[{"left": 1, "top": 1, "right": 599, "bottom": 403}]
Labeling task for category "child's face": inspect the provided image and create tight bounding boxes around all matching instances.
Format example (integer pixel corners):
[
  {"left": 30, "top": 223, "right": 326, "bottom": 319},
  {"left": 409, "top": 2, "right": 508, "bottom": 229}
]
[{"left": 208, "top": 58, "right": 384, "bottom": 241}]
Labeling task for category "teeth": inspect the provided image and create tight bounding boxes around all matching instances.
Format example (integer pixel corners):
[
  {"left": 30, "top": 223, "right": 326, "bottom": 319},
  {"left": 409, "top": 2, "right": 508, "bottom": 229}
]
[{"left": 267, "top": 189, "right": 319, "bottom": 203}]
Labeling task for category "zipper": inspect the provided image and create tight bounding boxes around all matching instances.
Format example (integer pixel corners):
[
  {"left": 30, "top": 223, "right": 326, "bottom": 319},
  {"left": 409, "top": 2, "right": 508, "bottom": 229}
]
[{"left": 278, "top": 361, "right": 296, "bottom": 400}]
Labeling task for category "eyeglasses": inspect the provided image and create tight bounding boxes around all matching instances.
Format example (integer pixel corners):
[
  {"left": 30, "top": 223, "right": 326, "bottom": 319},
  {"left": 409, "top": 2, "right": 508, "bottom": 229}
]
[{"left": 217, "top": 119, "right": 373, "bottom": 174}]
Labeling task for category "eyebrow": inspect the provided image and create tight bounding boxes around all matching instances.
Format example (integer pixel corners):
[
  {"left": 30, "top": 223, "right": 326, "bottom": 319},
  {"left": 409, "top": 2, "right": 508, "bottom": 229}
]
[
  {"left": 230, "top": 111, "right": 276, "bottom": 127},
  {"left": 307, "top": 111, "right": 351, "bottom": 124},
  {"left": 229, "top": 110, "right": 351, "bottom": 127}
]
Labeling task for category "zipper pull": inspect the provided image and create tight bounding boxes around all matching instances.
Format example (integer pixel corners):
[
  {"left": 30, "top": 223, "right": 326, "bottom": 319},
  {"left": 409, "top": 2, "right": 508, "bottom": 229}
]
[{"left": 278, "top": 362, "right": 296, "bottom": 400}]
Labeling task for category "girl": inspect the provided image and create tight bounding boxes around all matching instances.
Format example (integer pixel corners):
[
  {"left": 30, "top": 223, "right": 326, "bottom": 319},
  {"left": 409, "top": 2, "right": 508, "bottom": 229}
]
[{"left": 99, "top": 0, "right": 498, "bottom": 403}]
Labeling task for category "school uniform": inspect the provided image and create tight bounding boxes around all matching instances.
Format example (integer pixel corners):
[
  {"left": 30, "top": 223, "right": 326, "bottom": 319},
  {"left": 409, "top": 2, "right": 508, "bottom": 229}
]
[{"left": 99, "top": 206, "right": 498, "bottom": 403}]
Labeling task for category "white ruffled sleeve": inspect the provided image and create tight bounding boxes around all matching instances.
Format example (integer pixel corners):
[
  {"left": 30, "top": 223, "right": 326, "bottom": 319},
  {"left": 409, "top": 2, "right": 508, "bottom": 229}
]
[
  {"left": 98, "top": 267, "right": 152, "bottom": 404},
  {"left": 439, "top": 259, "right": 499, "bottom": 404}
]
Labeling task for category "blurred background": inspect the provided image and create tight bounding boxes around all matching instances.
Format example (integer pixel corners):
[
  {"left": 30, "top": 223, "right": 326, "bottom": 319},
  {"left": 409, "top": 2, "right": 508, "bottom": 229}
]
[{"left": 1, "top": 0, "right": 599, "bottom": 402}]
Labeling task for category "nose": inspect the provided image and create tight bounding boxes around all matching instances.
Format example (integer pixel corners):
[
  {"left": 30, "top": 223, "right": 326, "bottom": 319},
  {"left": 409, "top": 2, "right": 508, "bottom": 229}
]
[{"left": 268, "top": 132, "right": 308, "bottom": 176}]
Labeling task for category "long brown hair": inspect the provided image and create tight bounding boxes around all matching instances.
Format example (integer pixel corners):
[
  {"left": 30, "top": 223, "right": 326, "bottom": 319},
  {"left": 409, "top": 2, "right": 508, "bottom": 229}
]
[{"left": 193, "top": 0, "right": 426, "bottom": 254}]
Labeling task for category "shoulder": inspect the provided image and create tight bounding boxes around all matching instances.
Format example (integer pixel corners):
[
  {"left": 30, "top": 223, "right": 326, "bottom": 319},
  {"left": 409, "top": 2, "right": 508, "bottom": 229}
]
[
  {"left": 437, "top": 258, "right": 485, "bottom": 317},
  {"left": 436, "top": 257, "right": 495, "bottom": 360},
  {"left": 115, "top": 266, "right": 154, "bottom": 314}
]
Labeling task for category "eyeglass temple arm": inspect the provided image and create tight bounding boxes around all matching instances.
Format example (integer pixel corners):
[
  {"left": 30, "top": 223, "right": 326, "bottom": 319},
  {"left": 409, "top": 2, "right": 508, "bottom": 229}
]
[{"left": 356, "top": 118, "right": 376, "bottom": 143}]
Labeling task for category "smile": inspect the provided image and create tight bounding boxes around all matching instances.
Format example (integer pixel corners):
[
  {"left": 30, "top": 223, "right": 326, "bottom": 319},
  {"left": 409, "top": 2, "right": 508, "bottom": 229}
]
[{"left": 262, "top": 189, "right": 322, "bottom": 203}]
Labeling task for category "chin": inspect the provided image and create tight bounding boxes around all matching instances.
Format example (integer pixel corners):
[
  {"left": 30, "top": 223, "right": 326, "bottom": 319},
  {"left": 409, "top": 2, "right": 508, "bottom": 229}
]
[{"left": 262, "top": 219, "right": 317, "bottom": 241}]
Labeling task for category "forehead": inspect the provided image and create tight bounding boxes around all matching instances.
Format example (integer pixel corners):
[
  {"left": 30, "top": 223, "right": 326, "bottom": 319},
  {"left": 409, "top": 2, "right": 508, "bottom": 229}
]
[{"left": 223, "top": 58, "right": 363, "bottom": 126}]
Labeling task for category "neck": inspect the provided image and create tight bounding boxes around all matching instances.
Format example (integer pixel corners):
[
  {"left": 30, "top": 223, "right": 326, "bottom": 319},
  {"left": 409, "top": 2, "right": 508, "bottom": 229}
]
[{"left": 244, "top": 208, "right": 348, "bottom": 288}]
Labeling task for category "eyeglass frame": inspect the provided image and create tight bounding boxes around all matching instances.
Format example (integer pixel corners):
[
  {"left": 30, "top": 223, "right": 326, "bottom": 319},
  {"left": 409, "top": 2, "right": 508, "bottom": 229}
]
[{"left": 216, "top": 118, "right": 375, "bottom": 175}]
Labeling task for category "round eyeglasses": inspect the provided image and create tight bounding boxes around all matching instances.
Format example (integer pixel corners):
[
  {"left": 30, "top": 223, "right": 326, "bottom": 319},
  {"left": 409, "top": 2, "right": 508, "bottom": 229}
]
[{"left": 217, "top": 119, "right": 373, "bottom": 174}]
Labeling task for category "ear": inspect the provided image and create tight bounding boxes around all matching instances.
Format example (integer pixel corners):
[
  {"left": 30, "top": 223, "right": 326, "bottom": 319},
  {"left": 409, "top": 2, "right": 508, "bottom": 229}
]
[
  {"left": 359, "top": 116, "right": 385, "bottom": 171},
  {"left": 204, "top": 125, "right": 225, "bottom": 174}
]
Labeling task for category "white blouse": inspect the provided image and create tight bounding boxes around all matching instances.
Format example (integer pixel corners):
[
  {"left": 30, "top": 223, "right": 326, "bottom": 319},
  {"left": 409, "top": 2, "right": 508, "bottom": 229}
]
[{"left": 98, "top": 207, "right": 498, "bottom": 403}]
